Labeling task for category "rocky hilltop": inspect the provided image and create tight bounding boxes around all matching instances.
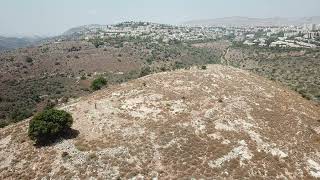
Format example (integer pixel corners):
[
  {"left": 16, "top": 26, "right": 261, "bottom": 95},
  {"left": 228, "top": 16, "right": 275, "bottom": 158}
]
[{"left": 1, "top": 65, "right": 320, "bottom": 179}]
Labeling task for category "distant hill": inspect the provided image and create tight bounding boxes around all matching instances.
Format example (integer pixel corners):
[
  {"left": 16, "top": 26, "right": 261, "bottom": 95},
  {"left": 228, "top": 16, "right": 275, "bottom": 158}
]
[
  {"left": 61, "top": 22, "right": 156, "bottom": 39},
  {"left": 62, "top": 24, "right": 108, "bottom": 36},
  {"left": 0, "top": 36, "right": 42, "bottom": 52},
  {"left": 183, "top": 16, "right": 320, "bottom": 26}
]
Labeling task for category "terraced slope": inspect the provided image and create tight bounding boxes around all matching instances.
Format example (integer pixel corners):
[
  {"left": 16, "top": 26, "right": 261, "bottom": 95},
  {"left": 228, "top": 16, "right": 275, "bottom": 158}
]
[{"left": 1, "top": 65, "right": 320, "bottom": 179}]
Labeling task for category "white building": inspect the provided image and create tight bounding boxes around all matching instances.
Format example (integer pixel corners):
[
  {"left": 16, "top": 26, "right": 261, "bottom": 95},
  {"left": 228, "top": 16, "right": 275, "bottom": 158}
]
[
  {"left": 243, "top": 40, "right": 255, "bottom": 46},
  {"left": 303, "top": 24, "right": 316, "bottom": 31}
]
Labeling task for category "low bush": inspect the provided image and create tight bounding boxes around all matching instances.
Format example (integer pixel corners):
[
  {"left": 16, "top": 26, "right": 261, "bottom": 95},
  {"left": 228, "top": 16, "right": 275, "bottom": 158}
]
[
  {"left": 140, "top": 66, "right": 151, "bottom": 77},
  {"left": 80, "top": 74, "right": 87, "bottom": 80},
  {"left": 10, "top": 109, "right": 33, "bottom": 123},
  {"left": 91, "top": 77, "right": 107, "bottom": 91},
  {"left": 0, "top": 121, "right": 8, "bottom": 128},
  {"left": 25, "top": 57, "right": 33, "bottom": 63},
  {"left": 90, "top": 38, "right": 104, "bottom": 48}
]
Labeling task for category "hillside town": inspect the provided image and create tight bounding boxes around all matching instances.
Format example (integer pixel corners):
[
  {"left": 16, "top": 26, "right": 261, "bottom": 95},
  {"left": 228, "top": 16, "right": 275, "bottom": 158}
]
[{"left": 60, "top": 21, "right": 320, "bottom": 49}]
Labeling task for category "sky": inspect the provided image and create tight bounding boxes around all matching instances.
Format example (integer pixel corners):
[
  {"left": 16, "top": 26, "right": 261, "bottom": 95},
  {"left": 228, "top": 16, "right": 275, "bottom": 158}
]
[{"left": 0, "top": 0, "right": 320, "bottom": 36}]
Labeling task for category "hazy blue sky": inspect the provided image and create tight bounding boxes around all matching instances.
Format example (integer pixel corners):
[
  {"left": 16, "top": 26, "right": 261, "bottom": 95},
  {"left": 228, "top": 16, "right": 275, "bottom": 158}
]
[{"left": 0, "top": 0, "right": 319, "bottom": 36}]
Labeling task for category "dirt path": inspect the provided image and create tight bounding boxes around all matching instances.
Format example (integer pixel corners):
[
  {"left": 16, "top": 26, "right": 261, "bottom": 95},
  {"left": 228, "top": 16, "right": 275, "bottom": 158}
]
[{"left": 220, "top": 46, "right": 230, "bottom": 66}]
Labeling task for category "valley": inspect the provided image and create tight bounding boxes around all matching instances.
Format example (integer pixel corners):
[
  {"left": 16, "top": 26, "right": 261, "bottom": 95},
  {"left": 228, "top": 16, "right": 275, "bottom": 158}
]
[{"left": 1, "top": 22, "right": 320, "bottom": 128}]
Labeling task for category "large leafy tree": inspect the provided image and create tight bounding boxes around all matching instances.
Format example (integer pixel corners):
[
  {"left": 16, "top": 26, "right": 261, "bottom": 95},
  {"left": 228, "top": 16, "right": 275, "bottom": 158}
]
[{"left": 28, "top": 109, "right": 73, "bottom": 145}]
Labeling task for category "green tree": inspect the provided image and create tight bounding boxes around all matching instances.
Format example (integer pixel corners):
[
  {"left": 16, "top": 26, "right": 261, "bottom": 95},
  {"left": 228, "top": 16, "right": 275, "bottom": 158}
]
[{"left": 28, "top": 109, "right": 73, "bottom": 145}]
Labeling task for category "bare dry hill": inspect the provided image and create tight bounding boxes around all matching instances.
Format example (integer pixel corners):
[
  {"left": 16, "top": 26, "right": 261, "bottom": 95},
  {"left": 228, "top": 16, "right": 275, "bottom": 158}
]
[{"left": 1, "top": 65, "right": 320, "bottom": 179}]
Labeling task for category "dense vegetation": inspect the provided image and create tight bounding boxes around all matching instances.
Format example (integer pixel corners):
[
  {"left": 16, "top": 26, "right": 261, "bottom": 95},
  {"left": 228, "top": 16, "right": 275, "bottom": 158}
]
[{"left": 225, "top": 44, "right": 320, "bottom": 101}]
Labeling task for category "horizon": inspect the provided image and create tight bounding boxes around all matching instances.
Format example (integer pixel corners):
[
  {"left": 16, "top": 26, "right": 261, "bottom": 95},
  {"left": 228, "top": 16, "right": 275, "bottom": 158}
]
[
  {"left": 2, "top": 15, "right": 320, "bottom": 38},
  {"left": 1, "top": 0, "right": 320, "bottom": 37}
]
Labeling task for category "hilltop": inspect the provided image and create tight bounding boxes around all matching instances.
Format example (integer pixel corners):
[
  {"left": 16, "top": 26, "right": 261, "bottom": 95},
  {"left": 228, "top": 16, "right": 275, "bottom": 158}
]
[
  {"left": 183, "top": 16, "right": 320, "bottom": 27},
  {"left": 1, "top": 65, "right": 320, "bottom": 179}
]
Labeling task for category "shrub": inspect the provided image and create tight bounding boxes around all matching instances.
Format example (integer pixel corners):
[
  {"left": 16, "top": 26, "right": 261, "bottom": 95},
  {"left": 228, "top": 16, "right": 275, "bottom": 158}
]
[
  {"left": 80, "top": 74, "right": 87, "bottom": 80},
  {"left": 201, "top": 65, "right": 207, "bottom": 70},
  {"left": 90, "top": 38, "right": 104, "bottom": 48},
  {"left": 173, "top": 61, "right": 184, "bottom": 70},
  {"left": 10, "top": 109, "right": 33, "bottom": 123},
  {"left": 28, "top": 109, "right": 73, "bottom": 145},
  {"left": 0, "top": 121, "right": 8, "bottom": 128},
  {"left": 44, "top": 100, "right": 57, "bottom": 110},
  {"left": 88, "top": 153, "right": 98, "bottom": 160},
  {"left": 61, "top": 152, "right": 70, "bottom": 159},
  {"left": 91, "top": 77, "right": 107, "bottom": 91},
  {"left": 160, "top": 67, "right": 167, "bottom": 72},
  {"left": 146, "top": 56, "right": 155, "bottom": 65},
  {"left": 25, "top": 57, "right": 33, "bottom": 63},
  {"left": 140, "top": 66, "right": 151, "bottom": 77}
]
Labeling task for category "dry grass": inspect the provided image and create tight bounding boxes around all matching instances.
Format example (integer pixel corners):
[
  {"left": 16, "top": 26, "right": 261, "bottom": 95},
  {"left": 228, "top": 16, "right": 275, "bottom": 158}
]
[{"left": 0, "top": 65, "right": 320, "bottom": 179}]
